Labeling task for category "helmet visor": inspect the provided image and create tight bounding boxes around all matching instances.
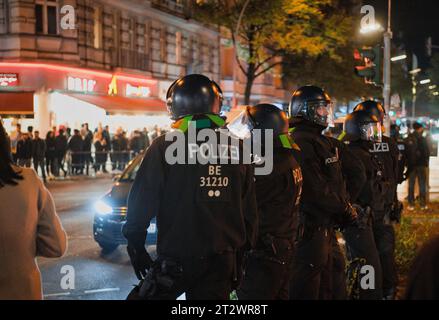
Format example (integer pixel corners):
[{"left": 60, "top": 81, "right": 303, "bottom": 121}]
[
  {"left": 360, "top": 122, "right": 382, "bottom": 142},
  {"left": 310, "top": 101, "right": 333, "bottom": 127},
  {"left": 227, "top": 108, "right": 254, "bottom": 140}
]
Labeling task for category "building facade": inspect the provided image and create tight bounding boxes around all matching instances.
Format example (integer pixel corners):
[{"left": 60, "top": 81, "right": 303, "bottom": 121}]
[{"left": 0, "top": 0, "right": 220, "bottom": 134}]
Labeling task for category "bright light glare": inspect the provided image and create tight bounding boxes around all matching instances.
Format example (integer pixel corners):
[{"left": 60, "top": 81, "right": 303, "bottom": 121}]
[
  {"left": 409, "top": 68, "right": 421, "bottom": 74},
  {"left": 429, "top": 85, "right": 437, "bottom": 90},
  {"left": 94, "top": 200, "right": 113, "bottom": 215},
  {"left": 420, "top": 79, "right": 431, "bottom": 85},
  {"left": 391, "top": 54, "right": 407, "bottom": 62},
  {"left": 433, "top": 92, "right": 439, "bottom": 96},
  {"left": 360, "top": 23, "right": 383, "bottom": 34}
]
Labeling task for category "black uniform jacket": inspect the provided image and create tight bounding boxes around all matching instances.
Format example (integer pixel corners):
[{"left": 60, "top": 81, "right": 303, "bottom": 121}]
[
  {"left": 123, "top": 126, "right": 258, "bottom": 259},
  {"left": 254, "top": 147, "right": 302, "bottom": 241},
  {"left": 332, "top": 138, "right": 367, "bottom": 204},
  {"left": 367, "top": 135, "right": 399, "bottom": 208},
  {"left": 348, "top": 140, "right": 386, "bottom": 212},
  {"left": 290, "top": 120, "right": 350, "bottom": 226}
]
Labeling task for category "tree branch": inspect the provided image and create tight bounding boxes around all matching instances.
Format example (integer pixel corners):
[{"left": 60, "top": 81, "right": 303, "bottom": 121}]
[
  {"left": 231, "top": 32, "right": 248, "bottom": 76},
  {"left": 254, "top": 61, "right": 283, "bottom": 78}
]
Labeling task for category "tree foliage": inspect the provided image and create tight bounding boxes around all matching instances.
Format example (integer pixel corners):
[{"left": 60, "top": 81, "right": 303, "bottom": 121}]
[{"left": 193, "top": 0, "right": 354, "bottom": 104}]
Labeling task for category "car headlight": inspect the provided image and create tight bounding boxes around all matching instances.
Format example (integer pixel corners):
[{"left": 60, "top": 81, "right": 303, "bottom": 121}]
[{"left": 94, "top": 200, "right": 113, "bottom": 215}]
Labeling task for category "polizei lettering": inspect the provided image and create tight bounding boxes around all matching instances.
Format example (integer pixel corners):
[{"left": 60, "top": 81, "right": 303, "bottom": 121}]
[{"left": 369, "top": 142, "right": 389, "bottom": 153}]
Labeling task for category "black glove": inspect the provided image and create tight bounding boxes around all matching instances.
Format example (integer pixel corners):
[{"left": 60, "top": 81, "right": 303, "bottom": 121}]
[
  {"left": 353, "top": 205, "right": 372, "bottom": 229},
  {"left": 127, "top": 244, "right": 154, "bottom": 280},
  {"left": 340, "top": 203, "right": 358, "bottom": 227}
]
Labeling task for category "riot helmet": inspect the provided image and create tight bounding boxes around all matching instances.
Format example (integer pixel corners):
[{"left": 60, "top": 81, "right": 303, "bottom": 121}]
[
  {"left": 353, "top": 100, "right": 385, "bottom": 124},
  {"left": 227, "top": 104, "right": 296, "bottom": 149},
  {"left": 344, "top": 110, "right": 383, "bottom": 142},
  {"left": 166, "top": 74, "right": 223, "bottom": 120},
  {"left": 288, "top": 85, "right": 333, "bottom": 128}
]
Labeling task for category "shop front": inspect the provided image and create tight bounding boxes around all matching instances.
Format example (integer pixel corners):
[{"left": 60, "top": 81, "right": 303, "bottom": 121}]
[{"left": 0, "top": 62, "right": 169, "bottom": 136}]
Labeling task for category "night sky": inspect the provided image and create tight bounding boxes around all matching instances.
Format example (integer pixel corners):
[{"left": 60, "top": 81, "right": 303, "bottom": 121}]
[{"left": 363, "top": 0, "right": 439, "bottom": 69}]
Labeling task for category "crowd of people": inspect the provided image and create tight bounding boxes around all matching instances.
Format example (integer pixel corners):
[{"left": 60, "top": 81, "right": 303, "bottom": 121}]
[{"left": 7, "top": 123, "right": 167, "bottom": 182}]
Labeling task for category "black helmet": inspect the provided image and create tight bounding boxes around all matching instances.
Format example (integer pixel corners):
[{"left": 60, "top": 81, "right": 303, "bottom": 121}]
[
  {"left": 344, "top": 110, "right": 382, "bottom": 142},
  {"left": 247, "top": 104, "right": 289, "bottom": 136},
  {"left": 353, "top": 100, "right": 385, "bottom": 124},
  {"left": 288, "top": 85, "right": 332, "bottom": 127},
  {"left": 166, "top": 74, "right": 223, "bottom": 120},
  {"left": 227, "top": 104, "right": 296, "bottom": 148}
]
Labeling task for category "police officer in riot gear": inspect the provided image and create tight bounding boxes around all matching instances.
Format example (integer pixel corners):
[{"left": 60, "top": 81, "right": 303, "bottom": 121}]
[
  {"left": 228, "top": 104, "right": 303, "bottom": 300},
  {"left": 353, "top": 100, "right": 400, "bottom": 299},
  {"left": 288, "top": 85, "right": 358, "bottom": 299},
  {"left": 123, "top": 74, "right": 258, "bottom": 300},
  {"left": 342, "top": 110, "right": 386, "bottom": 299}
]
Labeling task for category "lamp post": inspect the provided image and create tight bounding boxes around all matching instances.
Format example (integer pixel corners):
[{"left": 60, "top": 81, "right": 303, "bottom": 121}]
[
  {"left": 359, "top": 0, "right": 392, "bottom": 134},
  {"left": 410, "top": 68, "right": 421, "bottom": 119},
  {"left": 382, "top": 0, "right": 392, "bottom": 134}
]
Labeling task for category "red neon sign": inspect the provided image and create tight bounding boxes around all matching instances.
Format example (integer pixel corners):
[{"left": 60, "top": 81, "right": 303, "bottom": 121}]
[{"left": 0, "top": 73, "right": 19, "bottom": 87}]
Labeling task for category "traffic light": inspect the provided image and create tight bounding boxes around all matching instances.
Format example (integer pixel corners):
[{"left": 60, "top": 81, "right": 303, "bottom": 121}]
[{"left": 354, "top": 45, "right": 382, "bottom": 85}]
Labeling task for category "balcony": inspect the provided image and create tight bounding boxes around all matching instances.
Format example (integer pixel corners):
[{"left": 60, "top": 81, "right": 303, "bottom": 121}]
[
  {"left": 151, "top": 0, "right": 191, "bottom": 19},
  {"left": 111, "top": 49, "right": 150, "bottom": 72}
]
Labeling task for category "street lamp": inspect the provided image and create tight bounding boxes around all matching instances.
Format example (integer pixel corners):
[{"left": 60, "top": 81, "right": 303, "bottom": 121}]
[
  {"left": 429, "top": 85, "right": 437, "bottom": 90},
  {"left": 420, "top": 79, "right": 431, "bottom": 85},
  {"left": 391, "top": 54, "right": 407, "bottom": 62},
  {"left": 410, "top": 68, "right": 421, "bottom": 119},
  {"left": 359, "top": 23, "right": 383, "bottom": 34}
]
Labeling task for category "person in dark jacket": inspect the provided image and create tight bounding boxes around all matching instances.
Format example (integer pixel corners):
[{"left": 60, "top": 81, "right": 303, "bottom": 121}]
[
  {"left": 16, "top": 133, "right": 33, "bottom": 168},
  {"left": 123, "top": 74, "right": 258, "bottom": 300},
  {"left": 68, "top": 129, "right": 84, "bottom": 175},
  {"left": 405, "top": 235, "right": 439, "bottom": 300},
  {"left": 288, "top": 85, "right": 358, "bottom": 300},
  {"left": 81, "top": 123, "right": 93, "bottom": 175},
  {"left": 55, "top": 129, "right": 68, "bottom": 177},
  {"left": 32, "top": 131, "right": 47, "bottom": 183},
  {"left": 112, "top": 128, "right": 129, "bottom": 171},
  {"left": 407, "top": 122, "right": 430, "bottom": 210},
  {"left": 93, "top": 130, "right": 107, "bottom": 173},
  {"left": 230, "top": 104, "right": 302, "bottom": 300},
  {"left": 45, "top": 131, "right": 56, "bottom": 178},
  {"left": 129, "top": 130, "right": 143, "bottom": 157}
]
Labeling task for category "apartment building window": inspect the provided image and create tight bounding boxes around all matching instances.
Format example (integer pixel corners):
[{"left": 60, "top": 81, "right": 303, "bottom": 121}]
[
  {"left": 160, "top": 28, "right": 167, "bottom": 62},
  {"left": 35, "top": 1, "right": 58, "bottom": 35},
  {"left": 94, "top": 8, "right": 103, "bottom": 49}
]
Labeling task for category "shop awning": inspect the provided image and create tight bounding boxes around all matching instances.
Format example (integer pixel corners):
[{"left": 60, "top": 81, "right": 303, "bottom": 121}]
[
  {"left": 67, "top": 93, "right": 167, "bottom": 115},
  {"left": 0, "top": 92, "right": 34, "bottom": 118}
]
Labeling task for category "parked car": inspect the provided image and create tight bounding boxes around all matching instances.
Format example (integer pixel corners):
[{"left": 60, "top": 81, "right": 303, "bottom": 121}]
[{"left": 93, "top": 152, "right": 157, "bottom": 252}]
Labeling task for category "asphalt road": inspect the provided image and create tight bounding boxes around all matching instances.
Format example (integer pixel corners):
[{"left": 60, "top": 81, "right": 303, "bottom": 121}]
[{"left": 38, "top": 176, "right": 153, "bottom": 300}]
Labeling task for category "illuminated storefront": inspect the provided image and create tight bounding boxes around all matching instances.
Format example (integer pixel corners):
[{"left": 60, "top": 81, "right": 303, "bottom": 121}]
[{"left": 0, "top": 62, "right": 170, "bottom": 135}]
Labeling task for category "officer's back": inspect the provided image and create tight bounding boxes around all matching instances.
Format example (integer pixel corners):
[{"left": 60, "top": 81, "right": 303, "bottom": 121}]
[{"left": 123, "top": 74, "right": 258, "bottom": 300}]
